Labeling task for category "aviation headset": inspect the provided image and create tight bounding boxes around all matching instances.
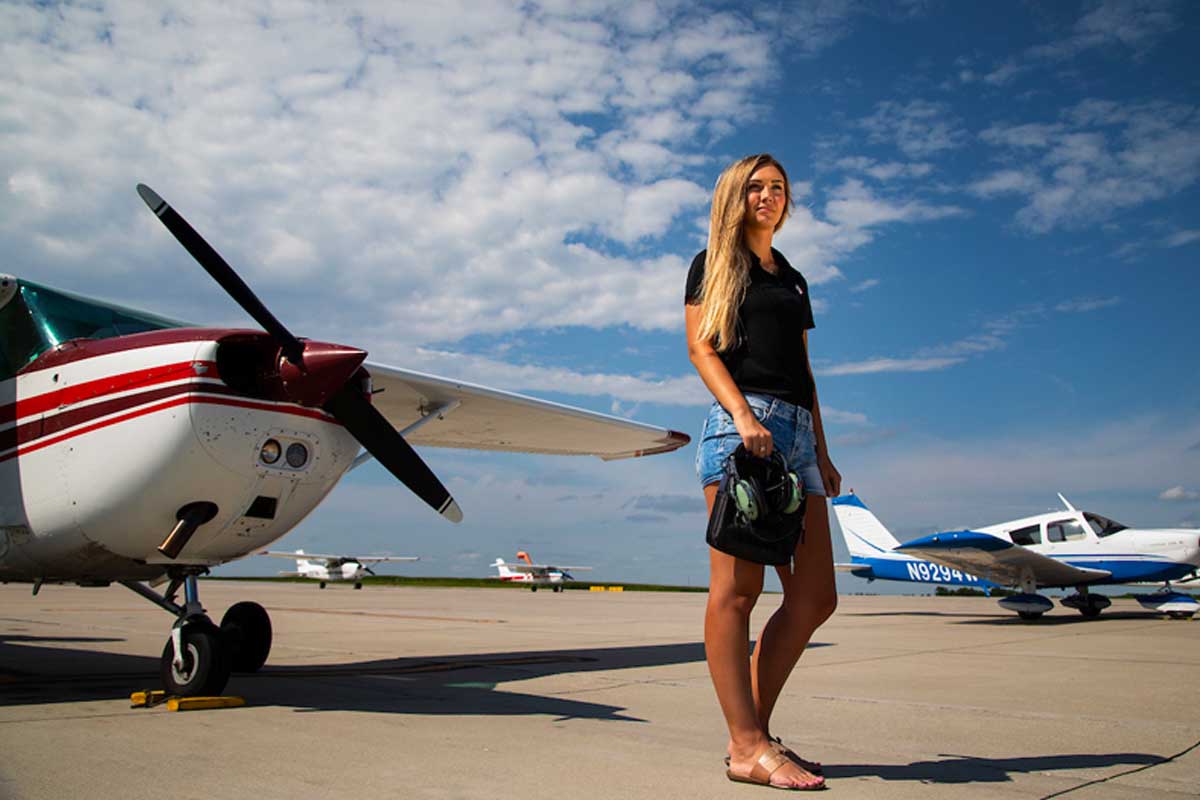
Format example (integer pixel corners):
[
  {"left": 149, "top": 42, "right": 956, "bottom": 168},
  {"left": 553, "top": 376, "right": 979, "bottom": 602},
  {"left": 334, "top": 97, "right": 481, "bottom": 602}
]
[{"left": 727, "top": 445, "right": 804, "bottom": 523}]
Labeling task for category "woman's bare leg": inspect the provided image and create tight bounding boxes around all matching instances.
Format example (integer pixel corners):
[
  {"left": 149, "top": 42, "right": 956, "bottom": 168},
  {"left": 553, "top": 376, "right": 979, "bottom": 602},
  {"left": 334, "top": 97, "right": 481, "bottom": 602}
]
[
  {"left": 750, "top": 496, "right": 838, "bottom": 735},
  {"left": 704, "top": 484, "right": 820, "bottom": 787}
]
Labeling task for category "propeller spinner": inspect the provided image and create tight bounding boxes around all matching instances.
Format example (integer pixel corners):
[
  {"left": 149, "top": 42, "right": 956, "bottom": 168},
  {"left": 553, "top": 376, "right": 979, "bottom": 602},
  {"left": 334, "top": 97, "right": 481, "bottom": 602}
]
[{"left": 137, "top": 184, "right": 462, "bottom": 523}]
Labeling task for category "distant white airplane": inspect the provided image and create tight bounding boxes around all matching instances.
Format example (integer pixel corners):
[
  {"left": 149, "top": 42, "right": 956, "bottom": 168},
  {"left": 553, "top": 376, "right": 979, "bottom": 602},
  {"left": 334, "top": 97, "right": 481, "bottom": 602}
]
[
  {"left": 491, "top": 551, "right": 590, "bottom": 592},
  {"left": 262, "top": 549, "right": 418, "bottom": 589},
  {"left": 833, "top": 492, "right": 1200, "bottom": 620}
]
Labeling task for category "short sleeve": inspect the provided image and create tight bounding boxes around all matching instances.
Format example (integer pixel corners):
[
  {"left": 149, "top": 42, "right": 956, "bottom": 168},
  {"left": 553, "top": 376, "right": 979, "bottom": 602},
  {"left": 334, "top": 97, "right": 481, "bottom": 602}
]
[
  {"left": 795, "top": 271, "right": 815, "bottom": 331},
  {"left": 684, "top": 250, "right": 707, "bottom": 305}
]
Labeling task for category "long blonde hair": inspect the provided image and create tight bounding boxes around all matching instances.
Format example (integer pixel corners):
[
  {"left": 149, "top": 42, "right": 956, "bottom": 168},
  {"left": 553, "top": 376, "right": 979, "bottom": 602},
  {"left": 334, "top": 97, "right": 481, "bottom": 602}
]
[{"left": 695, "top": 154, "right": 792, "bottom": 352}]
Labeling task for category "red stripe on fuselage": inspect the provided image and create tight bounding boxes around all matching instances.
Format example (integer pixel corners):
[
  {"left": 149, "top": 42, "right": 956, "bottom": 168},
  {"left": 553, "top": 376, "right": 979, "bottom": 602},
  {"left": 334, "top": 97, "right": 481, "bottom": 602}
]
[
  {"left": 0, "top": 390, "right": 338, "bottom": 463},
  {"left": 0, "top": 361, "right": 213, "bottom": 424}
]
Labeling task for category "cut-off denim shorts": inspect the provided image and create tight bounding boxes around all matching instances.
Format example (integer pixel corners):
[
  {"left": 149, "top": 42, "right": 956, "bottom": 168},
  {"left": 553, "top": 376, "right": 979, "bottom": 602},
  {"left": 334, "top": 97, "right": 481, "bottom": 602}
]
[{"left": 695, "top": 393, "right": 826, "bottom": 496}]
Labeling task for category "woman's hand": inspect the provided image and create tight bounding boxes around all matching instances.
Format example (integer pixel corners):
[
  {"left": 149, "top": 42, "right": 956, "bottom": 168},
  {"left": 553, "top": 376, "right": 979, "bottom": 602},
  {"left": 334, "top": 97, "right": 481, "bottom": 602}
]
[
  {"left": 733, "top": 407, "right": 773, "bottom": 458},
  {"left": 818, "top": 453, "right": 841, "bottom": 497}
]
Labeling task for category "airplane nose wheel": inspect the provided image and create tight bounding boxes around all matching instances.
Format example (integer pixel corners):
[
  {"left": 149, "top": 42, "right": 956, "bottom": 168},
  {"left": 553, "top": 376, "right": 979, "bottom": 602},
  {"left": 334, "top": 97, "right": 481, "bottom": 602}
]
[
  {"left": 220, "top": 601, "right": 272, "bottom": 673},
  {"left": 161, "top": 619, "right": 231, "bottom": 696}
]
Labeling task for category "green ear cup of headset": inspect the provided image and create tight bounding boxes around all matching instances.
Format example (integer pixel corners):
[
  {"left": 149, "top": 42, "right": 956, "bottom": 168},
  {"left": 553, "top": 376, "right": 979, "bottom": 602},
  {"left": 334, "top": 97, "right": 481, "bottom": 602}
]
[
  {"left": 781, "top": 471, "right": 803, "bottom": 515},
  {"left": 733, "top": 478, "right": 761, "bottom": 521}
]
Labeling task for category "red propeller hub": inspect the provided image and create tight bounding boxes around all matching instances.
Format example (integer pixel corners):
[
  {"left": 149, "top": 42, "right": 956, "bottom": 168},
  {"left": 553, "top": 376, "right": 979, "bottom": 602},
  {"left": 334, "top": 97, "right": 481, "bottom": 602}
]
[{"left": 278, "top": 342, "right": 367, "bottom": 408}]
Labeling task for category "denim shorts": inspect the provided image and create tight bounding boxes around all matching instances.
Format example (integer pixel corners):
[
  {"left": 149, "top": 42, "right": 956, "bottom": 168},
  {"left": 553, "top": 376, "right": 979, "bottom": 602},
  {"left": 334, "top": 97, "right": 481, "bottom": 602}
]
[{"left": 695, "top": 393, "right": 825, "bottom": 496}]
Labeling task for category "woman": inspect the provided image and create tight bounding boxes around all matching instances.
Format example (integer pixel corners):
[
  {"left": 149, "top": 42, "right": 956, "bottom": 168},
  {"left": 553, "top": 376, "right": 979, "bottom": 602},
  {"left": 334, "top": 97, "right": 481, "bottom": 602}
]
[{"left": 685, "top": 153, "right": 840, "bottom": 791}]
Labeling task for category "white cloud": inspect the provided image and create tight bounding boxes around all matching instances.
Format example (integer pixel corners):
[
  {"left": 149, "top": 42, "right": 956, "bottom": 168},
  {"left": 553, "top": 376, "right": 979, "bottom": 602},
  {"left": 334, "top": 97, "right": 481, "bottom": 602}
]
[
  {"left": 1055, "top": 296, "right": 1121, "bottom": 313},
  {"left": 825, "top": 179, "right": 965, "bottom": 229},
  {"left": 816, "top": 357, "right": 965, "bottom": 376},
  {"left": 977, "top": 101, "right": 1200, "bottom": 232},
  {"left": 1160, "top": 486, "right": 1200, "bottom": 502},
  {"left": 1163, "top": 230, "right": 1200, "bottom": 248},
  {"left": 0, "top": 1, "right": 770, "bottom": 343},
  {"left": 860, "top": 99, "right": 967, "bottom": 160}
]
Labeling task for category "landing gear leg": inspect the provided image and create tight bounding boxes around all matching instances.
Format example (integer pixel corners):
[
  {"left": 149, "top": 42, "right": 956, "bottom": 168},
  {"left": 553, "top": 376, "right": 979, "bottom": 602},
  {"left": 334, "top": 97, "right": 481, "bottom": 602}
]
[{"left": 121, "top": 571, "right": 234, "bottom": 696}]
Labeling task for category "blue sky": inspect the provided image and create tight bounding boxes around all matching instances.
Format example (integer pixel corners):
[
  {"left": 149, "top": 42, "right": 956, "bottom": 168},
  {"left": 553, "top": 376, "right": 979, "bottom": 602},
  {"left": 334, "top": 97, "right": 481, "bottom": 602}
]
[{"left": 2, "top": 1, "right": 1197, "bottom": 589}]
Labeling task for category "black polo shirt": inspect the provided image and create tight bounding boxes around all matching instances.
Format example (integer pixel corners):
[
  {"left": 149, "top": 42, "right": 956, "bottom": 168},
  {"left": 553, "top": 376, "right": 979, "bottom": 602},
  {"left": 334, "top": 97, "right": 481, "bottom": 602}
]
[{"left": 685, "top": 248, "right": 815, "bottom": 410}]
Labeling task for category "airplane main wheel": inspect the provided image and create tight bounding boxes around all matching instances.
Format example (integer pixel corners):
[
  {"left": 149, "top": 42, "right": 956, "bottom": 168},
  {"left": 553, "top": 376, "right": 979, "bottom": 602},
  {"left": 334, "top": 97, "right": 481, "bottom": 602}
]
[
  {"left": 221, "top": 601, "right": 272, "bottom": 673},
  {"left": 1017, "top": 611, "right": 1043, "bottom": 621},
  {"left": 1080, "top": 606, "right": 1102, "bottom": 618},
  {"left": 161, "top": 621, "right": 232, "bottom": 697},
  {"left": 354, "top": 582, "right": 362, "bottom": 590}
]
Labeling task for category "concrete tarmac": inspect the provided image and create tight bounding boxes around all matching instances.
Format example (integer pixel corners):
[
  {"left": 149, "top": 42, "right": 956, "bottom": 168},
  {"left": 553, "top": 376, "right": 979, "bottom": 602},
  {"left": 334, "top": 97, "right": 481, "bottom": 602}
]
[{"left": 1, "top": 580, "right": 1197, "bottom": 799}]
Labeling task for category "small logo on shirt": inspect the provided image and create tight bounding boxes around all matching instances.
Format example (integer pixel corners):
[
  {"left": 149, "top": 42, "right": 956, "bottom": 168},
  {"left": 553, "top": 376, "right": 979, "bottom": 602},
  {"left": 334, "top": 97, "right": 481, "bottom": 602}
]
[{"left": 794, "top": 284, "right": 805, "bottom": 296}]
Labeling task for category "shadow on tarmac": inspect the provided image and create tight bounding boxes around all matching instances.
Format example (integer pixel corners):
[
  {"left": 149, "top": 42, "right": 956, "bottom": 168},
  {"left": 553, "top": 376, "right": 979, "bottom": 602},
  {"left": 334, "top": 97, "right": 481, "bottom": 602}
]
[
  {"left": 844, "top": 610, "right": 1169, "bottom": 624},
  {"left": 4, "top": 639, "right": 815, "bottom": 723},
  {"left": 823, "top": 751, "right": 1166, "bottom": 784}
]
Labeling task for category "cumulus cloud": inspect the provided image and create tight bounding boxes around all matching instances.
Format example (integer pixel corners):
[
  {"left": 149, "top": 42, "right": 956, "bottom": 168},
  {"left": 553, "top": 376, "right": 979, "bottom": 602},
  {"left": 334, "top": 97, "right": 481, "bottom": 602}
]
[
  {"left": 1160, "top": 486, "right": 1200, "bottom": 502},
  {"left": 974, "top": 100, "right": 1200, "bottom": 232},
  {"left": 860, "top": 99, "right": 968, "bottom": 160}
]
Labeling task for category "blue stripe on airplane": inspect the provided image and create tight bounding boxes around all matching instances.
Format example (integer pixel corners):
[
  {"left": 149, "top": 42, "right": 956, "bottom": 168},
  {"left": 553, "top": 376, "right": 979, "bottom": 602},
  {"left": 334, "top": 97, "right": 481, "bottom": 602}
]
[
  {"left": 896, "top": 530, "right": 1010, "bottom": 551},
  {"left": 848, "top": 557, "right": 998, "bottom": 588}
]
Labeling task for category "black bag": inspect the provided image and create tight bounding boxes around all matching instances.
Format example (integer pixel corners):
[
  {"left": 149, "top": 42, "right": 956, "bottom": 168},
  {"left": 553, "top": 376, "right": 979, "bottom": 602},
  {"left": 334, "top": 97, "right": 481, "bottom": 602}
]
[{"left": 705, "top": 445, "right": 806, "bottom": 566}]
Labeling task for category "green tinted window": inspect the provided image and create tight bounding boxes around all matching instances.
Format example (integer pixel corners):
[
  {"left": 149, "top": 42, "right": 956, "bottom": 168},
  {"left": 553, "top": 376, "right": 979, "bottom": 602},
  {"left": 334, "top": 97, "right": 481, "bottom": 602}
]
[{"left": 0, "top": 281, "right": 182, "bottom": 381}]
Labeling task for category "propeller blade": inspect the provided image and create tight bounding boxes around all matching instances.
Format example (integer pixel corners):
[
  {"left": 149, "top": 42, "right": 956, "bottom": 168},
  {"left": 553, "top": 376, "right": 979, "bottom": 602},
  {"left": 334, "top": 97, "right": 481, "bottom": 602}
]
[
  {"left": 137, "top": 184, "right": 305, "bottom": 365},
  {"left": 325, "top": 382, "right": 462, "bottom": 523}
]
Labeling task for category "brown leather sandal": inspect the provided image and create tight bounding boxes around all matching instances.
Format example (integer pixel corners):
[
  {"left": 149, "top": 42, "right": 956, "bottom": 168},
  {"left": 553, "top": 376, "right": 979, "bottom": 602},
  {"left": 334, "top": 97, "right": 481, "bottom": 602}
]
[
  {"left": 725, "top": 745, "right": 827, "bottom": 791},
  {"left": 770, "top": 737, "right": 824, "bottom": 776},
  {"left": 725, "top": 738, "right": 823, "bottom": 776}
]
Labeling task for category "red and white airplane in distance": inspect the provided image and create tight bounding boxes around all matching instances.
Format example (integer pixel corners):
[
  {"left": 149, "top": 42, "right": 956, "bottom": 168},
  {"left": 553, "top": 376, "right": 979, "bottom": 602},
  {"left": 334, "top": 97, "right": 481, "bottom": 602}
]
[
  {"left": 0, "top": 184, "right": 689, "bottom": 697},
  {"left": 491, "top": 551, "right": 591, "bottom": 592},
  {"left": 260, "top": 549, "right": 418, "bottom": 589}
]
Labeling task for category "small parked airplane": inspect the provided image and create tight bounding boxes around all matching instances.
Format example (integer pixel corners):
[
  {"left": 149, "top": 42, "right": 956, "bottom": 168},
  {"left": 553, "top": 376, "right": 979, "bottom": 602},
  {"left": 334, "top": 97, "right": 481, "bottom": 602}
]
[
  {"left": 491, "top": 551, "right": 590, "bottom": 591},
  {"left": 261, "top": 549, "right": 418, "bottom": 589},
  {"left": 0, "top": 185, "right": 688, "bottom": 697},
  {"left": 833, "top": 492, "right": 1200, "bottom": 620}
]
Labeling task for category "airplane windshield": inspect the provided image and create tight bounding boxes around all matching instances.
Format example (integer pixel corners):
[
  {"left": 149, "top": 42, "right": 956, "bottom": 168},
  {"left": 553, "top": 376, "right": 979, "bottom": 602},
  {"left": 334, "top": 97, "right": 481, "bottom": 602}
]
[
  {"left": 1084, "top": 512, "right": 1128, "bottom": 538},
  {"left": 0, "top": 280, "right": 182, "bottom": 381}
]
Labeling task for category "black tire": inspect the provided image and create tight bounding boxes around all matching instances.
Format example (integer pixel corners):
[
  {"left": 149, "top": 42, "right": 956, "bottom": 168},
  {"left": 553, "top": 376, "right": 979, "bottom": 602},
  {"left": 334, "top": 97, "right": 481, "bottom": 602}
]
[
  {"left": 221, "top": 601, "right": 272, "bottom": 673},
  {"left": 160, "top": 621, "right": 232, "bottom": 696},
  {"left": 354, "top": 582, "right": 362, "bottom": 590},
  {"left": 531, "top": 586, "right": 538, "bottom": 592},
  {"left": 1080, "top": 606, "right": 1102, "bottom": 618},
  {"left": 1017, "top": 611, "right": 1043, "bottom": 621},
  {"left": 319, "top": 581, "right": 326, "bottom": 589}
]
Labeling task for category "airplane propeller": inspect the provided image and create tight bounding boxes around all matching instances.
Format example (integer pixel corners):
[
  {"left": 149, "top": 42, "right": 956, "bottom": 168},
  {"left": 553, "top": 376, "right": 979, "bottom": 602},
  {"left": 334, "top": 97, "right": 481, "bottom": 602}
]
[{"left": 137, "top": 184, "right": 462, "bottom": 523}]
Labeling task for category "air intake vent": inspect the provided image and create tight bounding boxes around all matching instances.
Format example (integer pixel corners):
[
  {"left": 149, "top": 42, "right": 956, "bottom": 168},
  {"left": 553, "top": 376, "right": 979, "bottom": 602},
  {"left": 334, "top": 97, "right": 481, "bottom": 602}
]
[{"left": 245, "top": 496, "right": 278, "bottom": 519}]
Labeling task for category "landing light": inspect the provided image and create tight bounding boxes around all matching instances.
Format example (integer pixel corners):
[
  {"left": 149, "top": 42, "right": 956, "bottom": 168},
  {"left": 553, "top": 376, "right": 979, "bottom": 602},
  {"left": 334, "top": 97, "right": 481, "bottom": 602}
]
[
  {"left": 285, "top": 442, "right": 309, "bottom": 468},
  {"left": 260, "top": 439, "right": 282, "bottom": 465}
]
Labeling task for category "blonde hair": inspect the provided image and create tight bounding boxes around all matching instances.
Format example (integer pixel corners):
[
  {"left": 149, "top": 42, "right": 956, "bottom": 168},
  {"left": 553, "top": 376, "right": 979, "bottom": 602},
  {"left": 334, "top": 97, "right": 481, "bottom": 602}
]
[{"left": 695, "top": 154, "right": 792, "bottom": 352}]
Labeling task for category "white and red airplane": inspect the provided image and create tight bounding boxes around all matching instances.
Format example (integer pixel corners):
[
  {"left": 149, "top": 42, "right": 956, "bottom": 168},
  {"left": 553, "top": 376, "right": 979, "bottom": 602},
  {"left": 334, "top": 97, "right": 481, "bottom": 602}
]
[
  {"left": 491, "top": 551, "right": 591, "bottom": 591},
  {"left": 0, "top": 184, "right": 688, "bottom": 696},
  {"left": 260, "top": 549, "right": 418, "bottom": 589}
]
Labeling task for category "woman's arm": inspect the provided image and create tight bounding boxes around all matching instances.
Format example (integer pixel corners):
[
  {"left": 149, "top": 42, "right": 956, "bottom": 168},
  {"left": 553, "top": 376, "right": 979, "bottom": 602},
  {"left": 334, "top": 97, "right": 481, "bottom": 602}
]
[
  {"left": 685, "top": 303, "right": 773, "bottom": 456},
  {"left": 803, "top": 330, "right": 841, "bottom": 497}
]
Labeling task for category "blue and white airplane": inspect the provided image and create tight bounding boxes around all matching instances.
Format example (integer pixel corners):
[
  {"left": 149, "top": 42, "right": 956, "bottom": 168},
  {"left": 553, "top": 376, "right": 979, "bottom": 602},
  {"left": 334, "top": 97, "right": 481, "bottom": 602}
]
[{"left": 833, "top": 492, "right": 1200, "bottom": 620}]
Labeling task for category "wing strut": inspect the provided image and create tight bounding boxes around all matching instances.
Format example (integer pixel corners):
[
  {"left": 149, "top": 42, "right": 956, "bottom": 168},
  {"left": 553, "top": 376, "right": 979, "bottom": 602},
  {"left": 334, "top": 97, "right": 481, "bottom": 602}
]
[{"left": 350, "top": 400, "right": 462, "bottom": 472}]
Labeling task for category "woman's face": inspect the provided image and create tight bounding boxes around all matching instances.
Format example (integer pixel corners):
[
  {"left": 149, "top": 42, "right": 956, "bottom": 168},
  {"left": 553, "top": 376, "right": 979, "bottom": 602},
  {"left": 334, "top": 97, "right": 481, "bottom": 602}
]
[{"left": 743, "top": 164, "right": 788, "bottom": 232}]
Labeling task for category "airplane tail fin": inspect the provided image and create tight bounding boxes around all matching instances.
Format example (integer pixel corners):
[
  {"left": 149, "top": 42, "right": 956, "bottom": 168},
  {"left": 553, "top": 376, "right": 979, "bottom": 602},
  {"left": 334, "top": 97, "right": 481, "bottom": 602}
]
[{"left": 831, "top": 493, "right": 902, "bottom": 557}]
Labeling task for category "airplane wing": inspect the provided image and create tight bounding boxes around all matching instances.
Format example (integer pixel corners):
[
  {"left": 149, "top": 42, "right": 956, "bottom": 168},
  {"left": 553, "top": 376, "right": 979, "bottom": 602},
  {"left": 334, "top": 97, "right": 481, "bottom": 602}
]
[
  {"left": 364, "top": 361, "right": 690, "bottom": 460},
  {"left": 261, "top": 550, "right": 343, "bottom": 561},
  {"left": 896, "top": 531, "right": 1111, "bottom": 587},
  {"left": 260, "top": 550, "right": 416, "bottom": 563},
  {"left": 353, "top": 556, "right": 419, "bottom": 563}
]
